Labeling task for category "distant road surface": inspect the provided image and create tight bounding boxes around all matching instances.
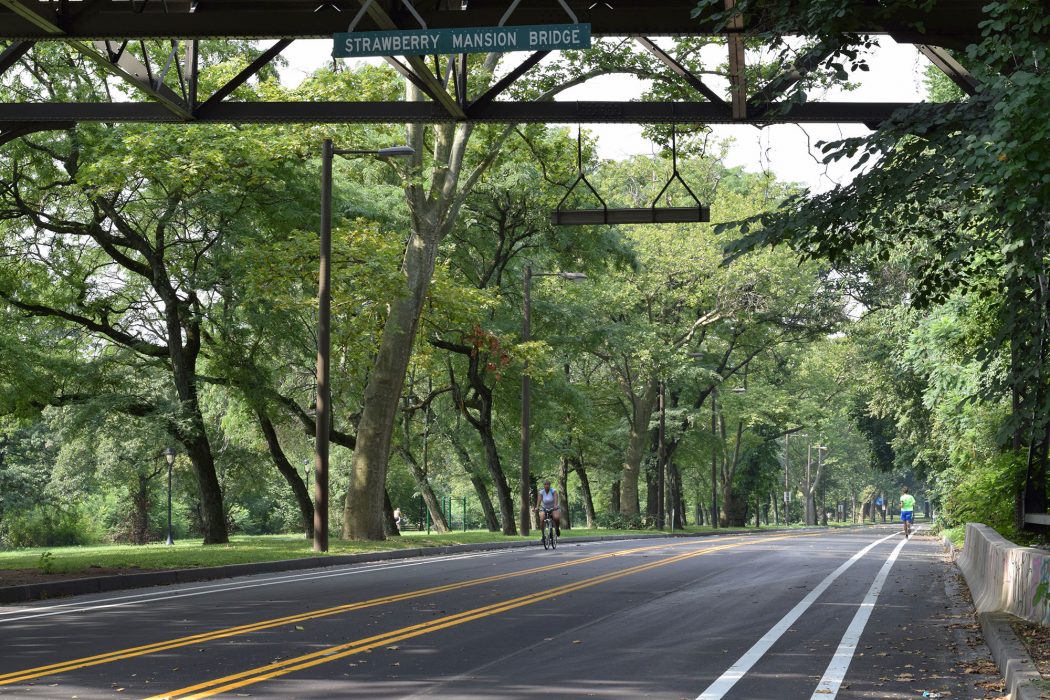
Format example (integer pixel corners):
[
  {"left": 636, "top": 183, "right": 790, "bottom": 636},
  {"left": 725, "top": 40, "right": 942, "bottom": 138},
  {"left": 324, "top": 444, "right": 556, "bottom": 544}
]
[{"left": 0, "top": 527, "right": 1002, "bottom": 699}]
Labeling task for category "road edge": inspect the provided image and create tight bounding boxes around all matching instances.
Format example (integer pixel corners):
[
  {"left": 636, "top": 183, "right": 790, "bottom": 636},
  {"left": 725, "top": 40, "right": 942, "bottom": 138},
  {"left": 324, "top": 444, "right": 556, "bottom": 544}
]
[
  {"left": 0, "top": 525, "right": 870, "bottom": 604},
  {"left": 944, "top": 533, "right": 1045, "bottom": 699},
  {"left": 978, "top": 611, "right": 1046, "bottom": 700}
]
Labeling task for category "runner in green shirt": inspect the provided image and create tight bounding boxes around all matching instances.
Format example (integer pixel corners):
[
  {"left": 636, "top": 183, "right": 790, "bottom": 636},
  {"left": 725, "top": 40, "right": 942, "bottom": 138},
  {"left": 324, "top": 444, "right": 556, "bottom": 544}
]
[{"left": 900, "top": 486, "right": 916, "bottom": 539}]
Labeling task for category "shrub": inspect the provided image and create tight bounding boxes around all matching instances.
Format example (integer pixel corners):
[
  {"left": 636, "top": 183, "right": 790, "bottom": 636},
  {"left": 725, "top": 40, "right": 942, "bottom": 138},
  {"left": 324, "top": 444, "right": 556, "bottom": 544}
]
[
  {"left": 936, "top": 450, "right": 1025, "bottom": 537},
  {"left": 1, "top": 503, "right": 103, "bottom": 548}
]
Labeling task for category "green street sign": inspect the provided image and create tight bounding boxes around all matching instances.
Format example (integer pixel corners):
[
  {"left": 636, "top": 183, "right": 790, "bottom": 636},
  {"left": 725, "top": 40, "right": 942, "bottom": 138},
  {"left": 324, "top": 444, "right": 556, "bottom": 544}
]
[{"left": 333, "top": 23, "right": 591, "bottom": 59}]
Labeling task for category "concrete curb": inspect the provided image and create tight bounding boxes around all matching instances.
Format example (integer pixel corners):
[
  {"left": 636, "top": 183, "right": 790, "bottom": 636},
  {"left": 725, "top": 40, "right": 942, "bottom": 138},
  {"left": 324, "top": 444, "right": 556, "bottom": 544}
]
[
  {"left": 0, "top": 523, "right": 877, "bottom": 605},
  {"left": 942, "top": 533, "right": 959, "bottom": 559},
  {"left": 978, "top": 611, "right": 1048, "bottom": 700}
]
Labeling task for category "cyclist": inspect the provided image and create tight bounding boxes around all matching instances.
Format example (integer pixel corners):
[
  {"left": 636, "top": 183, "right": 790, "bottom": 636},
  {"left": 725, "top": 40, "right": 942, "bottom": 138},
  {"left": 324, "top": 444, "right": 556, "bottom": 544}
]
[
  {"left": 535, "top": 479, "right": 562, "bottom": 538},
  {"left": 900, "top": 486, "right": 916, "bottom": 539}
]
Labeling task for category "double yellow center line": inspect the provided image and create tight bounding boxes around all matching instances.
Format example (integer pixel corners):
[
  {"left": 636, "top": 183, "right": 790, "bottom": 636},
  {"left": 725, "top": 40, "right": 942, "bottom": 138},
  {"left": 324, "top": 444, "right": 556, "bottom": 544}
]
[
  {"left": 0, "top": 539, "right": 697, "bottom": 686},
  {"left": 149, "top": 533, "right": 803, "bottom": 700}
]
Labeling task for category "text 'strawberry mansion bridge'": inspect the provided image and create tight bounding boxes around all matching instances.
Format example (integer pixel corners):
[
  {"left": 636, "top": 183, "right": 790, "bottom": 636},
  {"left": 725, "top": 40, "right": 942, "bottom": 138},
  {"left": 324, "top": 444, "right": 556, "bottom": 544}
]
[{"left": 0, "top": 0, "right": 982, "bottom": 146}]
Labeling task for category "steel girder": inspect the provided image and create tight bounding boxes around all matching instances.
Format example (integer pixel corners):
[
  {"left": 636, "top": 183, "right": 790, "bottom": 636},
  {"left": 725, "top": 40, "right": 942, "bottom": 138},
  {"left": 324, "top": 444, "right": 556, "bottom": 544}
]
[
  {"left": 0, "top": 1, "right": 983, "bottom": 138},
  {"left": 0, "top": 100, "right": 932, "bottom": 125},
  {"left": 0, "top": 0, "right": 985, "bottom": 49}
]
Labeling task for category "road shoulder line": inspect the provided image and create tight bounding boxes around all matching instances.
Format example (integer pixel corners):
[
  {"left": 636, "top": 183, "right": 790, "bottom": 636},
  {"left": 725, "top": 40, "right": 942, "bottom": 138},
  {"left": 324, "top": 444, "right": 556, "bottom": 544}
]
[
  {"left": 696, "top": 531, "right": 900, "bottom": 700},
  {"left": 809, "top": 534, "right": 909, "bottom": 698}
]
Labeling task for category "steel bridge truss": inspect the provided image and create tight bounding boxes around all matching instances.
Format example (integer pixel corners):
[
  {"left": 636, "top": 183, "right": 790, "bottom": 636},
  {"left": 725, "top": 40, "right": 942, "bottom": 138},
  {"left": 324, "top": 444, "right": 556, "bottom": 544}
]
[{"left": 0, "top": 0, "right": 983, "bottom": 146}]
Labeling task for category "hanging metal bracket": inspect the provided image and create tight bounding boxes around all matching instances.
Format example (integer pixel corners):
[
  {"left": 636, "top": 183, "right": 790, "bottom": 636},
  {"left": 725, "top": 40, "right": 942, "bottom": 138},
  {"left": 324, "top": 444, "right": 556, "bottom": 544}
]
[
  {"left": 554, "top": 127, "right": 609, "bottom": 225},
  {"left": 553, "top": 124, "right": 710, "bottom": 226},
  {"left": 499, "top": 0, "right": 579, "bottom": 26}
]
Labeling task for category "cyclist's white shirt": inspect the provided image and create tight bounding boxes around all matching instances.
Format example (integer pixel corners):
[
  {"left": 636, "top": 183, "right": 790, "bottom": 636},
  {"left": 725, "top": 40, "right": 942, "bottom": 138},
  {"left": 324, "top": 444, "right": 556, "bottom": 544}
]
[{"left": 540, "top": 488, "right": 558, "bottom": 509}]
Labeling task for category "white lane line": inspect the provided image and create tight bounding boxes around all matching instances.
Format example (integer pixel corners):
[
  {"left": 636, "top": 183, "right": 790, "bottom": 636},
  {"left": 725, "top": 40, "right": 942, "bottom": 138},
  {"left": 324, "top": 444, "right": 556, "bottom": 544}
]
[
  {"left": 696, "top": 531, "right": 901, "bottom": 700},
  {"left": 809, "top": 534, "right": 910, "bottom": 698},
  {"left": 0, "top": 549, "right": 510, "bottom": 623}
]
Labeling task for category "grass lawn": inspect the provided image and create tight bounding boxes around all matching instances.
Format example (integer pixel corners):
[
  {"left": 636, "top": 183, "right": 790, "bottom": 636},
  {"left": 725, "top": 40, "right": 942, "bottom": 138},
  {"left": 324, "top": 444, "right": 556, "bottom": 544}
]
[{"left": 0, "top": 520, "right": 875, "bottom": 577}]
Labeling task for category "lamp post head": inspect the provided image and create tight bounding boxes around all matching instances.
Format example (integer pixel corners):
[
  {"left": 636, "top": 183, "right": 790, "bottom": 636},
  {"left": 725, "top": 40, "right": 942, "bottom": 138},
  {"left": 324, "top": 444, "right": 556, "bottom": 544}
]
[
  {"left": 376, "top": 145, "right": 415, "bottom": 158},
  {"left": 163, "top": 447, "right": 176, "bottom": 466},
  {"left": 731, "top": 387, "right": 746, "bottom": 394},
  {"left": 558, "top": 272, "right": 587, "bottom": 282}
]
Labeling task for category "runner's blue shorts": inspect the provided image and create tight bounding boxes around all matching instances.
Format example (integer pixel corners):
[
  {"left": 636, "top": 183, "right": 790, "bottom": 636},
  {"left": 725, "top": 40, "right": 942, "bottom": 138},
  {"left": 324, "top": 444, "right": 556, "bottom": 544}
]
[{"left": 901, "top": 511, "right": 913, "bottom": 522}]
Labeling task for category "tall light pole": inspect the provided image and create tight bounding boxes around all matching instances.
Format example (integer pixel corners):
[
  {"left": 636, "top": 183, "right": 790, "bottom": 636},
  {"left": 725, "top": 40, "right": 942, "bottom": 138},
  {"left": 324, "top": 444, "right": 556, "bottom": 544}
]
[
  {"left": 711, "top": 386, "right": 718, "bottom": 529},
  {"left": 521, "top": 266, "right": 587, "bottom": 536},
  {"left": 657, "top": 380, "right": 666, "bottom": 530},
  {"left": 818, "top": 445, "right": 828, "bottom": 526},
  {"left": 783, "top": 433, "right": 790, "bottom": 525},
  {"left": 163, "top": 447, "right": 176, "bottom": 546},
  {"left": 302, "top": 458, "right": 311, "bottom": 539},
  {"left": 317, "top": 139, "right": 414, "bottom": 553}
]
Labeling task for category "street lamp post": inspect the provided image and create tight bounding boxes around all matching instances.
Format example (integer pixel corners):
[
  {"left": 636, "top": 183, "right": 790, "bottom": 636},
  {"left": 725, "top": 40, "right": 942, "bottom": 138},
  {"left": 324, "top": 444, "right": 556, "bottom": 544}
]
[
  {"left": 317, "top": 139, "right": 414, "bottom": 553},
  {"left": 818, "top": 445, "right": 828, "bottom": 526},
  {"left": 783, "top": 433, "right": 790, "bottom": 525},
  {"left": 521, "top": 265, "right": 587, "bottom": 536},
  {"left": 657, "top": 380, "right": 666, "bottom": 530},
  {"left": 302, "top": 458, "right": 311, "bottom": 539},
  {"left": 163, "top": 447, "right": 176, "bottom": 546},
  {"left": 711, "top": 387, "right": 718, "bottom": 529}
]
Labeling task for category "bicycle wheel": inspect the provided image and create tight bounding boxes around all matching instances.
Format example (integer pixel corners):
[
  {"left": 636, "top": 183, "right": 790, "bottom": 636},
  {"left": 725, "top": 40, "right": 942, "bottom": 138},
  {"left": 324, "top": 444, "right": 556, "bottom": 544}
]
[
  {"left": 550, "top": 525, "right": 557, "bottom": 550},
  {"left": 542, "top": 522, "right": 550, "bottom": 550}
]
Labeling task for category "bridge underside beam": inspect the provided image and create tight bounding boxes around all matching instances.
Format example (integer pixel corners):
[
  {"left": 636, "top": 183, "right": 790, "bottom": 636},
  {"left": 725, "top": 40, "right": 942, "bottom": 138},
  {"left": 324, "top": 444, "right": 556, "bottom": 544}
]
[
  {"left": 0, "top": 0, "right": 984, "bottom": 49},
  {"left": 0, "top": 100, "right": 928, "bottom": 126}
]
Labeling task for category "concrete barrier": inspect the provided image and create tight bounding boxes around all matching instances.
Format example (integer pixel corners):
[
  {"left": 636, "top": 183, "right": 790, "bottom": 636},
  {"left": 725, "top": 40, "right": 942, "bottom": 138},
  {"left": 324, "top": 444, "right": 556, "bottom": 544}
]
[{"left": 958, "top": 522, "right": 1050, "bottom": 625}]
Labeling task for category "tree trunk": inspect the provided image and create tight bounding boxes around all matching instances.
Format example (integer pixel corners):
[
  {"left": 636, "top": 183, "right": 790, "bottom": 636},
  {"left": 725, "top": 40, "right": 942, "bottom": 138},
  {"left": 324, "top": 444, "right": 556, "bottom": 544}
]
[
  {"left": 397, "top": 446, "right": 450, "bottom": 533},
  {"left": 669, "top": 462, "right": 685, "bottom": 529},
  {"left": 477, "top": 422, "right": 517, "bottom": 535},
  {"left": 257, "top": 411, "right": 314, "bottom": 538},
  {"left": 645, "top": 452, "right": 659, "bottom": 522},
  {"left": 176, "top": 412, "right": 228, "bottom": 544},
  {"left": 449, "top": 435, "right": 501, "bottom": 532},
  {"left": 468, "top": 473, "right": 501, "bottom": 532},
  {"left": 383, "top": 489, "right": 401, "bottom": 537},
  {"left": 345, "top": 225, "right": 440, "bottom": 540},
  {"left": 722, "top": 487, "right": 748, "bottom": 527},
  {"left": 558, "top": 455, "right": 572, "bottom": 530},
  {"left": 132, "top": 473, "right": 150, "bottom": 545},
  {"left": 440, "top": 341, "right": 518, "bottom": 536},
  {"left": 611, "top": 480, "right": 621, "bottom": 515},
  {"left": 805, "top": 451, "right": 826, "bottom": 526},
  {"left": 574, "top": 460, "right": 596, "bottom": 529},
  {"left": 620, "top": 381, "right": 658, "bottom": 516}
]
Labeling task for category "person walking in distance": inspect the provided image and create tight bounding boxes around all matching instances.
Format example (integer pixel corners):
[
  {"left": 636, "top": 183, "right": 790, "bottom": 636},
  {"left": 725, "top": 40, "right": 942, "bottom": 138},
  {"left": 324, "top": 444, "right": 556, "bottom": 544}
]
[{"left": 900, "top": 486, "right": 915, "bottom": 539}]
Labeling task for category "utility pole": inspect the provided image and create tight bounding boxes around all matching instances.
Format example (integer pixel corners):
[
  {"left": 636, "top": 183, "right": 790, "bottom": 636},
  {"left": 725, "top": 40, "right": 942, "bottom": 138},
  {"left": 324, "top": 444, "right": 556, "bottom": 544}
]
[
  {"left": 520, "top": 264, "right": 532, "bottom": 536},
  {"left": 819, "top": 446, "right": 827, "bottom": 526},
  {"left": 806, "top": 443, "right": 812, "bottom": 525},
  {"left": 316, "top": 140, "right": 413, "bottom": 552},
  {"left": 783, "top": 433, "right": 790, "bottom": 525},
  {"left": 657, "top": 380, "right": 666, "bottom": 529},
  {"left": 711, "top": 388, "right": 718, "bottom": 529},
  {"left": 315, "top": 139, "right": 333, "bottom": 553}
]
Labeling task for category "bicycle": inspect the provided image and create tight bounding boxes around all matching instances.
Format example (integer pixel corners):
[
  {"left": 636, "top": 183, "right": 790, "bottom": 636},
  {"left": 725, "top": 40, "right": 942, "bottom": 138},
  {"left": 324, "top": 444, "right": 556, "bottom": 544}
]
[{"left": 540, "top": 508, "right": 558, "bottom": 550}]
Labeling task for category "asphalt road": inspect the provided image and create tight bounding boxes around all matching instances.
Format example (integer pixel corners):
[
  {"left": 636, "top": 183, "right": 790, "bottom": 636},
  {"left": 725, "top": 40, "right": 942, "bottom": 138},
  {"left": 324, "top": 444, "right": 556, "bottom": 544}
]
[{"left": 0, "top": 527, "right": 1002, "bottom": 699}]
